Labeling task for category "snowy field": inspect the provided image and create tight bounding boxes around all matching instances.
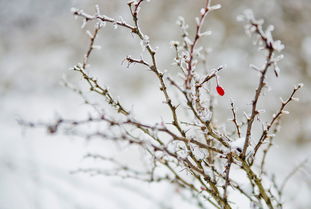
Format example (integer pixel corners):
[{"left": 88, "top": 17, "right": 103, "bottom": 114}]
[{"left": 1, "top": 0, "right": 310, "bottom": 209}]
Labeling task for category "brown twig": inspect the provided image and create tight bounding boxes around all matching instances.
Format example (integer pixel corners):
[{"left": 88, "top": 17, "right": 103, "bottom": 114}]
[{"left": 253, "top": 84, "right": 303, "bottom": 157}]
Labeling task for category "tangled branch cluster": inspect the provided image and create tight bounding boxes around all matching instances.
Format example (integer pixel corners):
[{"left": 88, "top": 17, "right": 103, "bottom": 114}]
[{"left": 22, "top": 1, "right": 304, "bottom": 209}]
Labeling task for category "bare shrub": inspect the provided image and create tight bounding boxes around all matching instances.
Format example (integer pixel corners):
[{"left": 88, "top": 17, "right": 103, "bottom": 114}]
[{"left": 21, "top": 1, "right": 305, "bottom": 208}]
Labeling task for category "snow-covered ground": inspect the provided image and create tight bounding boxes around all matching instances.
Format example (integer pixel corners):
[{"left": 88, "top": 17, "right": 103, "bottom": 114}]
[{"left": 1, "top": 0, "right": 310, "bottom": 209}]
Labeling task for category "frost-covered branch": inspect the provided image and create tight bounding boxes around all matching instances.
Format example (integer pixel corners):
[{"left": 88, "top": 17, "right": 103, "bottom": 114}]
[{"left": 238, "top": 10, "right": 286, "bottom": 158}]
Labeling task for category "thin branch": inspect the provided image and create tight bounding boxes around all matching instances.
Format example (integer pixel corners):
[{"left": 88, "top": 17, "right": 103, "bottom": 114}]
[
  {"left": 230, "top": 101, "right": 241, "bottom": 138},
  {"left": 253, "top": 84, "right": 303, "bottom": 157},
  {"left": 242, "top": 17, "right": 276, "bottom": 158}
]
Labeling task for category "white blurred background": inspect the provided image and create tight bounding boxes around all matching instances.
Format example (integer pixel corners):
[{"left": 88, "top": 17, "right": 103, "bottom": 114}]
[{"left": 1, "top": 0, "right": 311, "bottom": 209}]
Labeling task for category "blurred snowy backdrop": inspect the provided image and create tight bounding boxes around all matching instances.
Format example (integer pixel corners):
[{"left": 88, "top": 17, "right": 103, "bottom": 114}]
[{"left": 0, "top": 0, "right": 310, "bottom": 209}]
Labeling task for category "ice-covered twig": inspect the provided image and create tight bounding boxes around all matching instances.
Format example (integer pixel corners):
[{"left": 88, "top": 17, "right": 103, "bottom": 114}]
[
  {"left": 240, "top": 10, "right": 284, "bottom": 158},
  {"left": 253, "top": 83, "right": 303, "bottom": 157}
]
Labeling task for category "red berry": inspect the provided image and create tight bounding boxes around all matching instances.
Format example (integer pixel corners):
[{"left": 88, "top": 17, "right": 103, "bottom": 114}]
[{"left": 216, "top": 85, "right": 225, "bottom": 96}]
